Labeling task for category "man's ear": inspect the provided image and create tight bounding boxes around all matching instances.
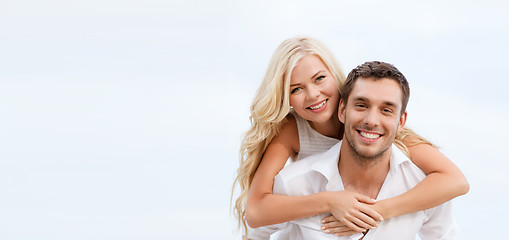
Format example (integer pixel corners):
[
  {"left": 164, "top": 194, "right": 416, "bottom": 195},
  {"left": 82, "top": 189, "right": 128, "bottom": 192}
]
[
  {"left": 338, "top": 99, "right": 346, "bottom": 124},
  {"left": 397, "top": 111, "right": 407, "bottom": 132}
]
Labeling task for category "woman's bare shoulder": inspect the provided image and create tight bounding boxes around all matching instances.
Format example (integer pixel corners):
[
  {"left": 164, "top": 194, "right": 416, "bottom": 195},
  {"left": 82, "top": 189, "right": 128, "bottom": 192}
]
[{"left": 274, "top": 114, "right": 299, "bottom": 153}]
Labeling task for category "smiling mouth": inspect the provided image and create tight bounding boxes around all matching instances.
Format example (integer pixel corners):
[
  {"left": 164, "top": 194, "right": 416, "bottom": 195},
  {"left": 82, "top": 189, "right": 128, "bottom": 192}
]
[
  {"left": 358, "top": 130, "right": 381, "bottom": 139},
  {"left": 307, "top": 99, "right": 327, "bottom": 110}
]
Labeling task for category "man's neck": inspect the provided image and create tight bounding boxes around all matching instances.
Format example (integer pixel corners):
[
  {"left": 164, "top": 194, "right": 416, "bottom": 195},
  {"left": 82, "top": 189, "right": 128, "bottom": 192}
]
[{"left": 338, "top": 141, "right": 392, "bottom": 199}]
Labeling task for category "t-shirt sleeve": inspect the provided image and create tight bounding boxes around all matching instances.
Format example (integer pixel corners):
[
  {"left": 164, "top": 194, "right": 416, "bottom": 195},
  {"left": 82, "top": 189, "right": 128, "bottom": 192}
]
[
  {"left": 246, "top": 173, "right": 289, "bottom": 239},
  {"left": 418, "top": 201, "right": 457, "bottom": 240},
  {"left": 273, "top": 174, "right": 287, "bottom": 195},
  {"left": 247, "top": 223, "right": 285, "bottom": 240}
]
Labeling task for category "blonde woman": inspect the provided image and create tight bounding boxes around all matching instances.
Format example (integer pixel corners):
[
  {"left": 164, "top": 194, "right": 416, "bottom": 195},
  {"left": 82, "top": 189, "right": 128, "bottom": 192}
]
[{"left": 232, "top": 36, "right": 469, "bottom": 239}]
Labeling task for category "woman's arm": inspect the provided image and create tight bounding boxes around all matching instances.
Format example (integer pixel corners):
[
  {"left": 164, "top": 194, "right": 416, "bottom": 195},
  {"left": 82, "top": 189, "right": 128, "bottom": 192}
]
[
  {"left": 246, "top": 116, "right": 322, "bottom": 227},
  {"left": 372, "top": 140, "right": 470, "bottom": 220},
  {"left": 246, "top": 116, "right": 380, "bottom": 231}
]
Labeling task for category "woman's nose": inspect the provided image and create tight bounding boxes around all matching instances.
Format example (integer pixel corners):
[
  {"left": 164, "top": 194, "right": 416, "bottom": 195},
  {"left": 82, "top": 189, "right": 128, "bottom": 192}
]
[{"left": 307, "top": 85, "right": 320, "bottom": 99}]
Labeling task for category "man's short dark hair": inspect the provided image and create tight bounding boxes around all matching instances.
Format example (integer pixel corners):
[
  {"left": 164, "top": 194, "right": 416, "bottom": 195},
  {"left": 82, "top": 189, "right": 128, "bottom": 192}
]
[{"left": 342, "top": 61, "right": 410, "bottom": 115}]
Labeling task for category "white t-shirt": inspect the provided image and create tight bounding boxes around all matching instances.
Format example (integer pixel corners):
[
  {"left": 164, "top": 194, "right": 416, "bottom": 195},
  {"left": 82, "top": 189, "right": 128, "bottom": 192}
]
[{"left": 248, "top": 141, "right": 457, "bottom": 240}]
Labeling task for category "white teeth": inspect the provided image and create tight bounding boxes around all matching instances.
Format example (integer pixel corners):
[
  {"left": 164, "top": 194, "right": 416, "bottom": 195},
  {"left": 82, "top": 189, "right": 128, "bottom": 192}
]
[
  {"left": 360, "top": 131, "right": 380, "bottom": 139},
  {"left": 309, "top": 100, "right": 326, "bottom": 110}
]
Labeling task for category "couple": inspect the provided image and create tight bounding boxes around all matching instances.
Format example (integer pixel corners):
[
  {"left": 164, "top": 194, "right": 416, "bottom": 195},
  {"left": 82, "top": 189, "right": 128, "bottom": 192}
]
[
  {"left": 249, "top": 61, "right": 456, "bottom": 239},
  {"left": 232, "top": 37, "right": 468, "bottom": 240}
]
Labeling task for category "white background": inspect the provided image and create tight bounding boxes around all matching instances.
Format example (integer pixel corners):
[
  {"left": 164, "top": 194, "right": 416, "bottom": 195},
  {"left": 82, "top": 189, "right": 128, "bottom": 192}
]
[{"left": 1, "top": 0, "right": 508, "bottom": 239}]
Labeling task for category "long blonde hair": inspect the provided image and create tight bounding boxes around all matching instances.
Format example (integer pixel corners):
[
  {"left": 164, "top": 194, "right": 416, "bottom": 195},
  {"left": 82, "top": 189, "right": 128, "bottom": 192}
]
[
  {"left": 231, "top": 36, "right": 435, "bottom": 238},
  {"left": 231, "top": 36, "right": 346, "bottom": 237},
  {"left": 394, "top": 127, "right": 438, "bottom": 157}
]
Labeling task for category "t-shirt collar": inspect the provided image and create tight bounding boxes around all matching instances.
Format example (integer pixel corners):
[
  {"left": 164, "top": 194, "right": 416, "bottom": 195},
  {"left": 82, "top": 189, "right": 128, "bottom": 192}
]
[
  {"left": 310, "top": 141, "right": 411, "bottom": 185},
  {"left": 309, "top": 141, "right": 342, "bottom": 185}
]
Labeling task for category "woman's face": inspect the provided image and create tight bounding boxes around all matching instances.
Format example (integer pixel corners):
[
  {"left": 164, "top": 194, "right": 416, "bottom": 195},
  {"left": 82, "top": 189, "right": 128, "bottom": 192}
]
[{"left": 289, "top": 54, "right": 340, "bottom": 124}]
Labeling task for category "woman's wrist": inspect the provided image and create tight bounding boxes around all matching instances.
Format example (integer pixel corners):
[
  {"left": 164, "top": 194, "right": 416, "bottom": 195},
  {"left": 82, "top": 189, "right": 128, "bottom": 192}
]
[
  {"left": 372, "top": 199, "right": 394, "bottom": 220},
  {"left": 318, "top": 191, "right": 334, "bottom": 213}
]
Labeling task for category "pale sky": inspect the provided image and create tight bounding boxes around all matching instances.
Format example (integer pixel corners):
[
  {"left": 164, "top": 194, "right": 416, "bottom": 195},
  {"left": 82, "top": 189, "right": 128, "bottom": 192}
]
[{"left": 1, "top": 0, "right": 508, "bottom": 239}]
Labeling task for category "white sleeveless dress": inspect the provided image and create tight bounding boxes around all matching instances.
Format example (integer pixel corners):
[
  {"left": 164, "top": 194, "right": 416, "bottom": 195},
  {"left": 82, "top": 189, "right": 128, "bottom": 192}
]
[{"left": 291, "top": 110, "right": 339, "bottom": 161}]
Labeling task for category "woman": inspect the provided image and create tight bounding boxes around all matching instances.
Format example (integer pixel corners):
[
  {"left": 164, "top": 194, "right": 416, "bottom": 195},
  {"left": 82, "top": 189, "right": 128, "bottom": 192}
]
[{"left": 232, "top": 36, "right": 469, "bottom": 239}]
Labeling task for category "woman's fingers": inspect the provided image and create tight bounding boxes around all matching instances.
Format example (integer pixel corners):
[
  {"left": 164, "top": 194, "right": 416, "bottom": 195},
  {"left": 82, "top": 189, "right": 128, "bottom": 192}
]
[
  {"left": 323, "top": 212, "right": 372, "bottom": 233},
  {"left": 321, "top": 213, "right": 377, "bottom": 236},
  {"left": 351, "top": 208, "right": 380, "bottom": 228},
  {"left": 323, "top": 225, "right": 351, "bottom": 234},
  {"left": 358, "top": 203, "right": 383, "bottom": 222},
  {"left": 321, "top": 216, "right": 368, "bottom": 236},
  {"left": 341, "top": 216, "right": 367, "bottom": 233},
  {"left": 322, "top": 219, "right": 345, "bottom": 229},
  {"left": 321, "top": 215, "right": 337, "bottom": 224},
  {"left": 345, "top": 213, "right": 374, "bottom": 230},
  {"left": 354, "top": 193, "right": 376, "bottom": 204}
]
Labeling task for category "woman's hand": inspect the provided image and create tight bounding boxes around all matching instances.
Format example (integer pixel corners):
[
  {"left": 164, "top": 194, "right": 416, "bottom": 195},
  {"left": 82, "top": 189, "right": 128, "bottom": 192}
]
[
  {"left": 321, "top": 215, "right": 363, "bottom": 237},
  {"left": 324, "top": 191, "right": 382, "bottom": 233}
]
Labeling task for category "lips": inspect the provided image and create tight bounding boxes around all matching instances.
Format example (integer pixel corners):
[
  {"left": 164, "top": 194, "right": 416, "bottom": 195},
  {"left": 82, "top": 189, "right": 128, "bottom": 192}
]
[
  {"left": 359, "top": 131, "right": 380, "bottom": 139},
  {"left": 357, "top": 130, "right": 382, "bottom": 142},
  {"left": 307, "top": 99, "right": 328, "bottom": 112}
]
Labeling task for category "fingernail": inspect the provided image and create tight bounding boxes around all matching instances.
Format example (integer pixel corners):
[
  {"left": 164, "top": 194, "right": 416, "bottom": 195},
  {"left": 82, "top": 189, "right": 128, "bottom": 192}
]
[
  {"left": 325, "top": 229, "right": 330, "bottom": 233},
  {"left": 380, "top": 217, "right": 384, "bottom": 221},
  {"left": 321, "top": 220, "right": 325, "bottom": 223},
  {"left": 321, "top": 226, "right": 325, "bottom": 230}
]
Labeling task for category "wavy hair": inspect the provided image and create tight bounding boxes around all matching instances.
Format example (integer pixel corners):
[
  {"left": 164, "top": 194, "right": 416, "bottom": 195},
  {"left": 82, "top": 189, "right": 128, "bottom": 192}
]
[
  {"left": 231, "top": 36, "right": 435, "bottom": 238},
  {"left": 231, "top": 36, "right": 346, "bottom": 238}
]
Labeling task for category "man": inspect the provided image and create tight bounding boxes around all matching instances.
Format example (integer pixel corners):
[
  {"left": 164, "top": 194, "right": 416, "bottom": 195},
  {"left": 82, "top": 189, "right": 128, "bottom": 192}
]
[{"left": 249, "top": 61, "right": 456, "bottom": 239}]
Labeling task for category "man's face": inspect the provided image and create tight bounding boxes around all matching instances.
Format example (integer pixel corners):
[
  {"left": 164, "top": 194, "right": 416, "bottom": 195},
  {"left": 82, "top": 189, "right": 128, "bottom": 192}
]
[{"left": 339, "top": 77, "right": 407, "bottom": 161}]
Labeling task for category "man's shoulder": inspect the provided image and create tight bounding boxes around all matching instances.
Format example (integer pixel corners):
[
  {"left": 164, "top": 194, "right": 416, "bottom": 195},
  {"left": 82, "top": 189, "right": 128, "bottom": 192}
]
[
  {"left": 278, "top": 142, "right": 341, "bottom": 178},
  {"left": 390, "top": 144, "right": 426, "bottom": 181},
  {"left": 274, "top": 141, "right": 342, "bottom": 194},
  {"left": 276, "top": 150, "right": 326, "bottom": 181}
]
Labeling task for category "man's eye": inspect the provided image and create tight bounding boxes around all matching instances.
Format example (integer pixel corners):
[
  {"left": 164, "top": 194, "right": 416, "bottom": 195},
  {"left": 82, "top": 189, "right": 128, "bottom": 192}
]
[
  {"left": 355, "top": 104, "right": 366, "bottom": 108},
  {"left": 383, "top": 108, "right": 393, "bottom": 113}
]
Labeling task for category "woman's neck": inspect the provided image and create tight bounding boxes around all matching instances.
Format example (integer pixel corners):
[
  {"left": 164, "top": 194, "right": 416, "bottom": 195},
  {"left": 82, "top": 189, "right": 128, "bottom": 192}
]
[{"left": 308, "top": 114, "right": 343, "bottom": 140}]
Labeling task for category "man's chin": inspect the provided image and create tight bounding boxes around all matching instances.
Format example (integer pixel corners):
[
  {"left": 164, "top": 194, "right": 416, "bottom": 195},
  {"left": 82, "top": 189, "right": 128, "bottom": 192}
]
[{"left": 353, "top": 145, "right": 388, "bottom": 160}]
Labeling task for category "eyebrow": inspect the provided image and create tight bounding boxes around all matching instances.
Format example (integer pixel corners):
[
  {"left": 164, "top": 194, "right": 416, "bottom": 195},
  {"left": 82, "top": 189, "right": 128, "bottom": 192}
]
[
  {"left": 290, "top": 70, "right": 325, "bottom": 87},
  {"left": 310, "top": 70, "right": 325, "bottom": 80},
  {"left": 352, "top": 97, "right": 399, "bottom": 108},
  {"left": 383, "top": 101, "right": 398, "bottom": 108},
  {"left": 352, "top": 97, "right": 368, "bottom": 102}
]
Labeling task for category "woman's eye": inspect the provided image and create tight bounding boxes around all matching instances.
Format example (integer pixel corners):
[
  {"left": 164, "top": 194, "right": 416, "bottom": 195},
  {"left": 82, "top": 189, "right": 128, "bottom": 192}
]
[
  {"left": 316, "top": 76, "right": 325, "bottom": 82},
  {"left": 291, "top": 87, "right": 302, "bottom": 94}
]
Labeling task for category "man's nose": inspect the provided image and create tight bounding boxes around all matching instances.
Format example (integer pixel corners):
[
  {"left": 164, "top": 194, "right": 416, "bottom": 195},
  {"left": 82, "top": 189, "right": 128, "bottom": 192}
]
[{"left": 363, "top": 109, "right": 380, "bottom": 127}]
